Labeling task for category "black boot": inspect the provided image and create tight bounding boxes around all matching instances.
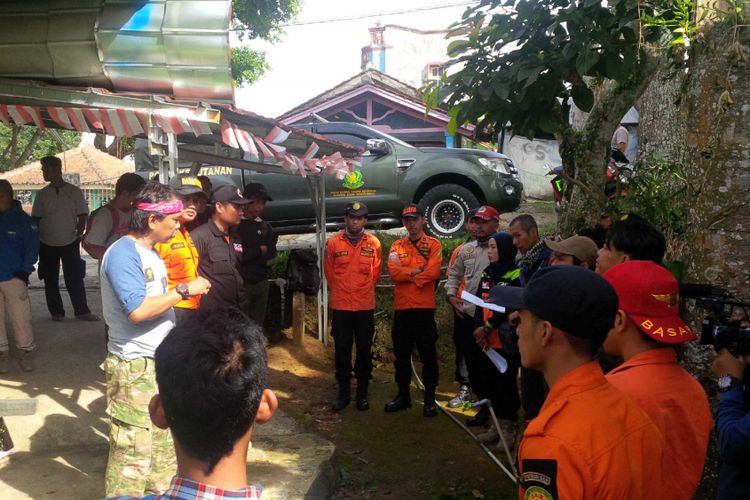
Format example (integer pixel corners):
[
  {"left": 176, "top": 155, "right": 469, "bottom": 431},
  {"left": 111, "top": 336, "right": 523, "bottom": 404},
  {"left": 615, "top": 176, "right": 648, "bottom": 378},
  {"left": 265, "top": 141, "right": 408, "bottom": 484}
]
[
  {"left": 423, "top": 387, "right": 438, "bottom": 417},
  {"left": 331, "top": 384, "right": 351, "bottom": 412},
  {"left": 466, "top": 405, "right": 490, "bottom": 426},
  {"left": 356, "top": 381, "right": 369, "bottom": 411},
  {"left": 384, "top": 388, "right": 411, "bottom": 413}
]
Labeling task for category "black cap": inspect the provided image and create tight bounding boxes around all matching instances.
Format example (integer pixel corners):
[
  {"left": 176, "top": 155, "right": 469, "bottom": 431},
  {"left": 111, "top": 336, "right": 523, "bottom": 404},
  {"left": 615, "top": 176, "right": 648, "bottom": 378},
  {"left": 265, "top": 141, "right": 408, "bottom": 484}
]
[
  {"left": 243, "top": 182, "right": 273, "bottom": 201},
  {"left": 168, "top": 174, "right": 205, "bottom": 196},
  {"left": 488, "top": 266, "right": 618, "bottom": 342},
  {"left": 345, "top": 201, "right": 368, "bottom": 217},
  {"left": 401, "top": 203, "right": 424, "bottom": 218},
  {"left": 211, "top": 185, "right": 251, "bottom": 205}
]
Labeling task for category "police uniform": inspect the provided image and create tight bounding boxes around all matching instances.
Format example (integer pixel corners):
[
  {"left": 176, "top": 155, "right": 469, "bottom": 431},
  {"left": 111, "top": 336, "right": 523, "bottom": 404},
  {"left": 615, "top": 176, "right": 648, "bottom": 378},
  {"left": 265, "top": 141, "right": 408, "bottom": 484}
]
[
  {"left": 323, "top": 202, "right": 382, "bottom": 411},
  {"left": 385, "top": 204, "right": 442, "bottom": 415}
]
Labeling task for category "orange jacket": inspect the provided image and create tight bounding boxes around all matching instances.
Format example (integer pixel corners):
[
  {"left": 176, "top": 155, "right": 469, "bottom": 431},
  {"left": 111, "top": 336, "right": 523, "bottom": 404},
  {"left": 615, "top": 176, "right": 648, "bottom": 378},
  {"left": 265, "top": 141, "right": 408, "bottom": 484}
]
[
  {"left": 606, "top": 348, "right": 712, "bottom": 499},
  {"left": 324, "top": 231, "right": 382, "bottom": 311},
  {"left": 387, "top": 234, "right": 442, "bottom": 310},
  {"left": 155, "top": 227, "right": 200, "bottom": 310},
  {"left": 518, "top": 362, "right": 664, "bottom": 500}
]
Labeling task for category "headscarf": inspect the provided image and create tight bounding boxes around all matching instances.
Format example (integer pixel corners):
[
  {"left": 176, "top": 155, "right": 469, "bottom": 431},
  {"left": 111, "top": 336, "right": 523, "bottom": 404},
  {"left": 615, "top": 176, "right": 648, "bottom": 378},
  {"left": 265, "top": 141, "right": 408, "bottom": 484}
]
[{"left": 485, "top": 232, "right": 518, "bottom": 280}]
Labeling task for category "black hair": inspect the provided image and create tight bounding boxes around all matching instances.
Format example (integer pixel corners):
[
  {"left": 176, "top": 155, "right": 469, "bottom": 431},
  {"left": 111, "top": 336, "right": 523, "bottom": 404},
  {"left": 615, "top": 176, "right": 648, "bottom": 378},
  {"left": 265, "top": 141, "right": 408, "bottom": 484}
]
[
  {"left": 40, "top": 156, "right": 62, "bottom": 169},
  {"left": 129, "top": 182, "right": 175, "bottom": 235},
  {"left": 509, "top": 214, "right": 538, "bottom": 233},
  {"left": 115, "top": 173, "right": 146, "bottom": 196},
  {"left": 605, "top": 212, "right": 666, "bottom": 264},
  {"left": 0, "top": 179, "right": 12, "bottom": 199},
  {"left": 155, "top": 308, "right": 267, "bottom": 474}
]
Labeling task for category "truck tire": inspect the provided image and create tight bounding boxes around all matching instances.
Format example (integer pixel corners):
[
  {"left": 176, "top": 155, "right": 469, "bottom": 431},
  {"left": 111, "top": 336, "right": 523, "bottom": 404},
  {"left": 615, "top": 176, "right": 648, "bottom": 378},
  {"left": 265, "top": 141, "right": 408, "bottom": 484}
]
[{"left": 419, "top": 184, "right": 479, "bottom": 239}]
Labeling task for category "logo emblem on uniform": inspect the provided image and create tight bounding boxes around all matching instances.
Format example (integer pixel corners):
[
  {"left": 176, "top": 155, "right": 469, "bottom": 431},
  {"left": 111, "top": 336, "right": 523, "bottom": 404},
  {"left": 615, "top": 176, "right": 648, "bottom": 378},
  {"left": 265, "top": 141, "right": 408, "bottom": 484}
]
[
  {"left": 343, "top": 170, "right": 364, "bottom": 190},
  {"left": 652, "top": 293, "right": 678, "bottom": 307},
  {"left": 144, "top": 268, "right": 155, "bottom": 282},
  {"left": 353, "top": 202, "right": 361, "bottom": 210},
  {"left": 525, "top": 486, "right": 553, "bottom": 500}
]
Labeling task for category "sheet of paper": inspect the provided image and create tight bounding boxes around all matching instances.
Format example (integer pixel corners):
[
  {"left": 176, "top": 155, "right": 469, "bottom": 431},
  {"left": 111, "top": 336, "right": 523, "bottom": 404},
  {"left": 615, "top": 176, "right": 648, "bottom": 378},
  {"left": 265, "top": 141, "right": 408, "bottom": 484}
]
[
  {"left": 460, "top": 290, "right": 506, "bottom": 313},
  {"left": 485, "top": 348, "right": 508, "bottom": 373}
]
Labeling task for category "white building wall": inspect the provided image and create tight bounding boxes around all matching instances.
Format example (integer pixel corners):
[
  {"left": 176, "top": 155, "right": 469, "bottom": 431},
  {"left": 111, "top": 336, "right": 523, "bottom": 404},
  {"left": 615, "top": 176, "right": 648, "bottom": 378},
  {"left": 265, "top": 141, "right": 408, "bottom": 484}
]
[{"left": 381, "top": 27, "right": 450, "bottom": 87}]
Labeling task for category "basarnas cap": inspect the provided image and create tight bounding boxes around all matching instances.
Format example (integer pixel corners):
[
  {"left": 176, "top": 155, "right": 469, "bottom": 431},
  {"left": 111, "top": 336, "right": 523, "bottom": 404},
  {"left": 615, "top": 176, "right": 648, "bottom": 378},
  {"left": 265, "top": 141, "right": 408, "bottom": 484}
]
[
  {"left": 211, "top": 185, "right": 251, "bottom": 205},
  {"left": 472, "top": 205, "right": 500, "bottom": 221},
  {"left": 243, "top": 182, "right": 273, "bottom": 201},
  {"left": 401, "top": 203, "right": 424, "bottom": 218},
  {"left": 345, "top": 201, "right": 368, "bottom": 217},
  {"left": 487, "top": 266, "right": 618, "bottom": 342},
  {"left": 168, "top": 174, "right": 205, "bottom": 196},
  {"left": 603, "top": 261, "right": 696, "bottom": 344},
  {"left": 545, "top": 235, "right": 599, "bottom": 268}
]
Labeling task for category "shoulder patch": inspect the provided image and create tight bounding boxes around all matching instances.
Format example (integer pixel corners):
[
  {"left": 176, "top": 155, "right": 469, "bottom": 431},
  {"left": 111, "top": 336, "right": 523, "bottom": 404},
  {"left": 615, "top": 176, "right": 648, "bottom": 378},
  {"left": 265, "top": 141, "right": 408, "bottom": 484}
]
[{"left": 521, "top": 459, "right": 558, "bottom": 500}]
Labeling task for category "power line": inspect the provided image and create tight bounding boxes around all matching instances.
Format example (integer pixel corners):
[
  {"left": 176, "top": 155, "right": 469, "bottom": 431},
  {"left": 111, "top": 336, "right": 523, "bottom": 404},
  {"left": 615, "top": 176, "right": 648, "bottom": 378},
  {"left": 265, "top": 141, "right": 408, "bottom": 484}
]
[{"left": 231, "top": 1, "right": 479, "bottom": 30}]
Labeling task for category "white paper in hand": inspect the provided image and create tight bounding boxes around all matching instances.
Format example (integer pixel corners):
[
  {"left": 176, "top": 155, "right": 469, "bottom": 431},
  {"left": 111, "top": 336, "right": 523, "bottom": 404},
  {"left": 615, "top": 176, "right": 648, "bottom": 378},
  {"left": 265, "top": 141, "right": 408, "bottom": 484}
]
[
  {"left": 460, "top": 290, "right": 506, "bottom": 313},
  {"left": 485, "top": 348, "right": 508, "bottom": 373}
]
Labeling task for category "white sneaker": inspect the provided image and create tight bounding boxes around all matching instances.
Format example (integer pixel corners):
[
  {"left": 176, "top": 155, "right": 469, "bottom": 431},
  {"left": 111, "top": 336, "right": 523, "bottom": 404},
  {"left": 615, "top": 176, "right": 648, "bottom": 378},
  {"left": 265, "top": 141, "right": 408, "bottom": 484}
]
[
  {"left": 447, "top": 385, "right": 471, "bottom": 408},
  {"left": 0, "top": 450, "right": 14, "bottom": 462}
]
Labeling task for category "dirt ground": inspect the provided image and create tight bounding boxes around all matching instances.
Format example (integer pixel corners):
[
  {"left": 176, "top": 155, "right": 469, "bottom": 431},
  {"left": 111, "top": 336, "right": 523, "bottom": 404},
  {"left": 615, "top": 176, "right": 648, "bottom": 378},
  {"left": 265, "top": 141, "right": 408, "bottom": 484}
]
[{"left": 264, "top": 200, "right": 556, "bottom": 499}]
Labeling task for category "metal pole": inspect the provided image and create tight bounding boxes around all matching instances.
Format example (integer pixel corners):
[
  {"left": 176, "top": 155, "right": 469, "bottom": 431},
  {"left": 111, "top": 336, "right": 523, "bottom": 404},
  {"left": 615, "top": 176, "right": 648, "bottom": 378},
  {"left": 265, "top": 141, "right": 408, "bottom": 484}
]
[
  {"left": 167, "top": 132, "right": 178, "bottom": 179},
  {"left": 319, "top": 171, "right": 328, "bottom": 346}
]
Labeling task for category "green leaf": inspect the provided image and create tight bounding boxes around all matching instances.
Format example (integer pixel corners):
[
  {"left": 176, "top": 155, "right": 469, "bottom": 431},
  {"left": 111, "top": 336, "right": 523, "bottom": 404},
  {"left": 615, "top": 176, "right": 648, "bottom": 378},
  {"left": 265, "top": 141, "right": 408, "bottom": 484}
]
[
  {"left": 575, "top": 48, "right": 599, "bottom": 75},
  {"left": 604, "top": 53, "right": 627, "bottom": 81},
  {"left": 493, "top": 81, "right": 510, "bottom": 100},
  {"left": 571, "top": 84, "right": 594, "bottom": 112},
  {"left": 447, "top": 39, "right": 471, "bottom": 57}
]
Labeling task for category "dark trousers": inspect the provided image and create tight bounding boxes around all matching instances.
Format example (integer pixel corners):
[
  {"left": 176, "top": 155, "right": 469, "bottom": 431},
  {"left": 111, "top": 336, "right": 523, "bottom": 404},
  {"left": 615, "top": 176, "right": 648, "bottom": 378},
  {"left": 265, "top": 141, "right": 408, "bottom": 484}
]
[
  {"left": 392, "top": 308, "right": 439, "bottom": 393},
  {"left": 331, "top": 309, "right": 375, "bottom": 385},
  {"left": 452, "top": 311, "right": 470, "bottom": 386},
  {"left": 456, "top": 315, "right": 482, "bottom": 393},
  {"left": 174, "top": 307, "right": 199, "bottom": 328},
  {"left": 521, "top": 367, "right": 546, "bottom": 420},
  {"left": 477, "top": 350, "right": 521, "bottom": 421},
  {"left": 39, "top": 240, "right": 90, "bottom": 317}
]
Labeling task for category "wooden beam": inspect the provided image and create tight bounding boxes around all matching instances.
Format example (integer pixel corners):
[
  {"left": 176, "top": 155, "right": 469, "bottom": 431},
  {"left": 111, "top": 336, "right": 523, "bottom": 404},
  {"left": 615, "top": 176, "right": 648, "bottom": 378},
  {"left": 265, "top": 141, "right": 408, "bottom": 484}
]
[{"left": 292, "top": 291, "right": 305, "bottom": 346}]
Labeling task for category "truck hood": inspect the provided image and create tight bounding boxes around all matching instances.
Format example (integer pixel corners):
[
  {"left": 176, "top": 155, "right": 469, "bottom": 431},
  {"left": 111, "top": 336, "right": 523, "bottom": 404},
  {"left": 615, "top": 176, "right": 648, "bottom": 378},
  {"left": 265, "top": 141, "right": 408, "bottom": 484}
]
[{"left": 418, "top": 147, "right": 510, "bottom": 160}]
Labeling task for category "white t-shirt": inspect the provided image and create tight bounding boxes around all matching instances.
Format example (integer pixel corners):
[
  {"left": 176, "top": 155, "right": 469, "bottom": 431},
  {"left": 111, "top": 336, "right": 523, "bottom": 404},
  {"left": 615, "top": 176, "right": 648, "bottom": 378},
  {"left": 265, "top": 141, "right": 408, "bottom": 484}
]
[
  {"left": 31, "top": 182, "right": 88, "bottom": 246},
  {"left": 84, "top": 206, "right": 131, "bottom": 250},
  {"left": 101, "top": 237, "right": 175, "bottom": 360}
]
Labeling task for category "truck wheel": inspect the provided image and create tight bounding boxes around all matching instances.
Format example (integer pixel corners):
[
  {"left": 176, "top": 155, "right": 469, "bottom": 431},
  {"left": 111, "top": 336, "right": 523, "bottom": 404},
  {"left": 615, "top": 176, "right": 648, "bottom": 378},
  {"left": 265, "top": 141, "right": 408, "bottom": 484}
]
[{"left": 419, "top": 184, "right": 479, "bottom": 239}]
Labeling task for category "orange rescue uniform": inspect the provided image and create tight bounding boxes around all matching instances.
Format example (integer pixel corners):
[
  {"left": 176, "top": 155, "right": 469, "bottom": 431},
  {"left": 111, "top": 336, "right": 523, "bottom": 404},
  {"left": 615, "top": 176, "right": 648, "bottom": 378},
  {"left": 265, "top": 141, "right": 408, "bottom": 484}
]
[
  {"left": 606, "top": 348, "right": 712, "bottom": 499},
  {"left": 155, "top": 227, "right": 200, "bottom": 310},
  {"left": 518, "top": 362, "right": 664, "bottom": 500},
  {"left": 387, "top": 234, "right": 442, "bottom": 309},
  {"left": 324, "top": 231, "right": 382, "bottom": 311}
]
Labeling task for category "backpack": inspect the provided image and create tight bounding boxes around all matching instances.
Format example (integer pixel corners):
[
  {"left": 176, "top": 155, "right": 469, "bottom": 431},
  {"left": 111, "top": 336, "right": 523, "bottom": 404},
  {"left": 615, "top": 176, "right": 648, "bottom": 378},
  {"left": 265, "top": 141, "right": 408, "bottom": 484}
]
[
  {"left": 286, "top": 249, "right": 321, "bottom": 295},
  {"left": 81, "top": 204, "right": 119, "bottom": 255}
]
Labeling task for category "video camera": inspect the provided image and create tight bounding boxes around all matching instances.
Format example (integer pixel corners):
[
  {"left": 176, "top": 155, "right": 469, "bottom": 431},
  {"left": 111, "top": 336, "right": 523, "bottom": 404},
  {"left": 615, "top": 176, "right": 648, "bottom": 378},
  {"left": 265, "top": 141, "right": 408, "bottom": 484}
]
[{"left": 680, "top": 283, "right": 750, "bottom": 355}]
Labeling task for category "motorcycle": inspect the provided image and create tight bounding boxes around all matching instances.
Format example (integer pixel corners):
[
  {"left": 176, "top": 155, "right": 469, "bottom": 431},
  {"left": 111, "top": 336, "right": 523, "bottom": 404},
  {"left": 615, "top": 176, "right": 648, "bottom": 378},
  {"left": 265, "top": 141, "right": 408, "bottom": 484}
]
[{"left": 545, "top": 149, "right": 635, "bottom": 211}]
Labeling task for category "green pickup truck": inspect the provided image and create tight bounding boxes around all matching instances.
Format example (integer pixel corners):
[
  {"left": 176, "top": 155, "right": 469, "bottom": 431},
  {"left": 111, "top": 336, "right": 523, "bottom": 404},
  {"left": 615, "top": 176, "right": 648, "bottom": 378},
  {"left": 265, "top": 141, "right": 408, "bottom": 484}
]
[{"left": 188, "top": 122, "right": 523, "bottom": 238}]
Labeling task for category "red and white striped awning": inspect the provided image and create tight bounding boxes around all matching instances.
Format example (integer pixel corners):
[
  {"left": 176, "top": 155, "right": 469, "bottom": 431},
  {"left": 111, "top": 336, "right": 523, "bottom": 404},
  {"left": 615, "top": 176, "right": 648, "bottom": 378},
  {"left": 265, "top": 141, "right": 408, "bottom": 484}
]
[{"left": 0, "top": 104, "right": 359, "bottom": 177}]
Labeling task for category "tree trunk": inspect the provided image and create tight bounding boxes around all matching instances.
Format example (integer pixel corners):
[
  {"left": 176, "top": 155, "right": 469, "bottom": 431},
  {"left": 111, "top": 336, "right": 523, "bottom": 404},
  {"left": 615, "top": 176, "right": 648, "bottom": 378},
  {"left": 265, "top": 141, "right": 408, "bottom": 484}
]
[
  {"left": 558, "top": 53, "right": 661, "bottom": 236},
  {"left": 638, "top": 20, "right": 749, "bottom": 498}
]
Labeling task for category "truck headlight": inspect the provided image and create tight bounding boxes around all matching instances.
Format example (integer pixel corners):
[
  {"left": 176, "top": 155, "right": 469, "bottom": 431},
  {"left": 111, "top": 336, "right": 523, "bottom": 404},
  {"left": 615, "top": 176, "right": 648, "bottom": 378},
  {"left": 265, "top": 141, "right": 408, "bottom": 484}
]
[{"left": 478, "top": 157, "right": 512, "bottom": 175}]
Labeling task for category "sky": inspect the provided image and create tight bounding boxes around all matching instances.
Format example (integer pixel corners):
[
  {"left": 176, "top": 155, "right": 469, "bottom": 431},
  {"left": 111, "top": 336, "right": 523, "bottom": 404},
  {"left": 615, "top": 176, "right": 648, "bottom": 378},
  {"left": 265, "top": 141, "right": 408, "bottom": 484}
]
[{"left": 234, "top": 0, "right": 475, "bottom": 118}]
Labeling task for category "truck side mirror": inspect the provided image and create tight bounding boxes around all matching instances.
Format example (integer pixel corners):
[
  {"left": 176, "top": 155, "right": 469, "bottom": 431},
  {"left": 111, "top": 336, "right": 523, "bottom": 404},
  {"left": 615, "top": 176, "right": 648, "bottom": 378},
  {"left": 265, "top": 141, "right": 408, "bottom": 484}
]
[{"left": 366, "top": 139, "right": 390, "bottom": 156}]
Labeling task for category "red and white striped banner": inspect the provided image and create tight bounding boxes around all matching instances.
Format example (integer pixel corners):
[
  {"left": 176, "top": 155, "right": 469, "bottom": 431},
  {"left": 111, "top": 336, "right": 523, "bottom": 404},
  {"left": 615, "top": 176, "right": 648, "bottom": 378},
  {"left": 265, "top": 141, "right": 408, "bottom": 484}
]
[{"left": 264, "top": 125, "right": 291, "bottom": 144}]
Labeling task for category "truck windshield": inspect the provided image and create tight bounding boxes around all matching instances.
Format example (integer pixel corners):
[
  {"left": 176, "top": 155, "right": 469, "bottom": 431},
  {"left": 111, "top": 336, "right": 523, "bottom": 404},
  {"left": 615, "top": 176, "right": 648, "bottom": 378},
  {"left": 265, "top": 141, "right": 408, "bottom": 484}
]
[{"left": 374, "top": 129, "right": 414, "bottom": 148}]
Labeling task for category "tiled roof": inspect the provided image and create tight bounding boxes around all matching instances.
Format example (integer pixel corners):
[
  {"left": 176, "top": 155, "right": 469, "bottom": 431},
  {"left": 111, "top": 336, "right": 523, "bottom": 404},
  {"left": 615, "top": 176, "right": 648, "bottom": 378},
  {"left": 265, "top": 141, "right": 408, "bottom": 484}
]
[{"left": 0, "top": 146, "right": 134, "bottom": 186}]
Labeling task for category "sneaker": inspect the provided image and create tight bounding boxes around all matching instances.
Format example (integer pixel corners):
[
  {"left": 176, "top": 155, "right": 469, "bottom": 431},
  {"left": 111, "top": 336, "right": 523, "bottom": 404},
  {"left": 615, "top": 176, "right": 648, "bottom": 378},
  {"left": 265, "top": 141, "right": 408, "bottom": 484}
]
[
  {"left": 447, "top": 385, "right": 470, "bottom": 408},
  {"left": 0, "top": 351, "right": 8, "bottom": 374},
  {"left": 18, "top": 350, "right": 35, "bottom": 372},
  {"left": 76, "top": 313, "right": 100, "bottom": 322},
  {"left": 0, "top": 450, "right": 14, "bottom": 463},
  {"left": 476, "top": 426, "right": 499, "bottom": 444}
]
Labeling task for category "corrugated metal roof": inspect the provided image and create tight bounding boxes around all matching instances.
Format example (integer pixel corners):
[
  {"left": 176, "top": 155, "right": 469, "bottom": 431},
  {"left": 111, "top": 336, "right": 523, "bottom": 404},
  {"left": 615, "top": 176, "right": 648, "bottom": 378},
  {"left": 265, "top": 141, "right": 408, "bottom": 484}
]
[{"left": 0, "top": 0, "right": 233, "bottom": 103}]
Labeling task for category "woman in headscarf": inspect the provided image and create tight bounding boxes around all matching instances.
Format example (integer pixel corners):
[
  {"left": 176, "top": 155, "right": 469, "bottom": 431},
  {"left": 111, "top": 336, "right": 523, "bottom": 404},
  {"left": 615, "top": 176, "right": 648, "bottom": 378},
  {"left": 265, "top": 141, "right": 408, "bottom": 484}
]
[{"left": 471, "top": 232, "right": 521, "bottom": 449}]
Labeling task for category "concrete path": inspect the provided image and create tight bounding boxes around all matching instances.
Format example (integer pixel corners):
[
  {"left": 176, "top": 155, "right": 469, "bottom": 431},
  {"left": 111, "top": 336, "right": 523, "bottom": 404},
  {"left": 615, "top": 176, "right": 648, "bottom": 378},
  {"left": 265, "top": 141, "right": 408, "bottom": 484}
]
[{"left": 0, "top": 257, "right": 335, "bottom": 499}]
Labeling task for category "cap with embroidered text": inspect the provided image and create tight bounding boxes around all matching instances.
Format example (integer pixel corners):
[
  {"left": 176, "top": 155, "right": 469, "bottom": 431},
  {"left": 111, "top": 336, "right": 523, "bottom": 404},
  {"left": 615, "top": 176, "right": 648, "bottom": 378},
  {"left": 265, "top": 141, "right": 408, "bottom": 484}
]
[
  {"left": 401, "top": 203, "right": 424, "bottom": 218},
  {"left": 345, "top": 201, "right": 368, "bottom": 217},
  {"left": 168, "top": 174, "right": 205, "bottom": 197},
  {"left": 471, "top": 205, "right": 500, "bottom": 221},
  {"left": 211, "top": 185, "right": 251, "bottom": 205},
  {"left": 603, "top": 261, "right": 695, "bottom": 344}
]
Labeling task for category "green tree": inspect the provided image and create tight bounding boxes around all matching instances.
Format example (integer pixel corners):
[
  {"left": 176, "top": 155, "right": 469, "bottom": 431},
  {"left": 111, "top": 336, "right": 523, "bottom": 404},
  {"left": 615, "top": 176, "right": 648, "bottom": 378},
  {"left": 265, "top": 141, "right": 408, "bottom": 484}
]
[
  {"left": 230, "top": 0, "right": 300, "bottom": 86},
  {"left": 429, "top": 0, "right": 684, "bottom": 233},
  {"left": 0, "top": 125, "right": 80, "bottom": 172}
]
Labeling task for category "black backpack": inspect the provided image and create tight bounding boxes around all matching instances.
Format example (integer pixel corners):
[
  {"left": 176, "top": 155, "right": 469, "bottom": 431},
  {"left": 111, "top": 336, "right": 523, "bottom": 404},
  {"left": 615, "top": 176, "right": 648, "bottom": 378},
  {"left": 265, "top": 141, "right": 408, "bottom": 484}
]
[{"left": 286, "top": 249, "right": 320, "bottom": 295}]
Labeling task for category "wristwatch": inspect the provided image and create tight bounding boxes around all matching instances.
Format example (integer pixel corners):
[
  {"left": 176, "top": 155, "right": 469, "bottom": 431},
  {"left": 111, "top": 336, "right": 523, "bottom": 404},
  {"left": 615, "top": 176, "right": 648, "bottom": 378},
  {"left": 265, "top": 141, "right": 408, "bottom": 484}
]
[
  {"left": 718, "top": 374, "right": 743, "bottom": 393},
  {"left": 176, "top": 283, "right": 190, "bottom": 300}
]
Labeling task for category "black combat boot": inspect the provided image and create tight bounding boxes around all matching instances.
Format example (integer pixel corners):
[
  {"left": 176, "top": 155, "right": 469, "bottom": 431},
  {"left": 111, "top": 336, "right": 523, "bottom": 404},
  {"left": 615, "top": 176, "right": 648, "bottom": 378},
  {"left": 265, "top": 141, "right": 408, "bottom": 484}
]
[
  {"left": 331, "top": 384, "right": 351, "bottom": 412},
  {"left": 356, "top": 380, "right": 370, "bottom": 411},
  {"left": 384, "top": 388, "right": 411, "bottom": 413},
  {"left": 423, "top": 387, "right": 438, "bottom": 417}
]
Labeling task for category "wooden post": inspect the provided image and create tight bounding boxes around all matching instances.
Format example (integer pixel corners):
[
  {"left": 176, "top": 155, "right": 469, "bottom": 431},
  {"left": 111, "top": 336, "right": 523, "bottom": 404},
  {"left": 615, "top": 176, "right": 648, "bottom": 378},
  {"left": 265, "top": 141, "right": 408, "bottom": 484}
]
[{"left": 292, "top": 291, "right": 305, "bottom": 346}]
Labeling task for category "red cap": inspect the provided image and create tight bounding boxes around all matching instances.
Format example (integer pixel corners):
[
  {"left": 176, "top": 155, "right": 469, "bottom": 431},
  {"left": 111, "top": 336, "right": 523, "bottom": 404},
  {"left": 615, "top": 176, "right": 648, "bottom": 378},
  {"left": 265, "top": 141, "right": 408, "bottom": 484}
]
[
  {"left": 472, "top": 205, "right": 500, "bottom": 221},
  {"left": 603, "top": 261, "right": 696, "bottom": 344}
]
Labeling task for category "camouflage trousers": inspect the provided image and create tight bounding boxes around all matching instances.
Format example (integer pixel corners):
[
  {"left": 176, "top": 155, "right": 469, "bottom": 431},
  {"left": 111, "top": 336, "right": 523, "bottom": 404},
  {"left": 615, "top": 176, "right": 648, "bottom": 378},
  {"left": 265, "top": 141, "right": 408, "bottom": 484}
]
[{"left": 103, "top": 354, "right": 175, "bottom": 497}]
